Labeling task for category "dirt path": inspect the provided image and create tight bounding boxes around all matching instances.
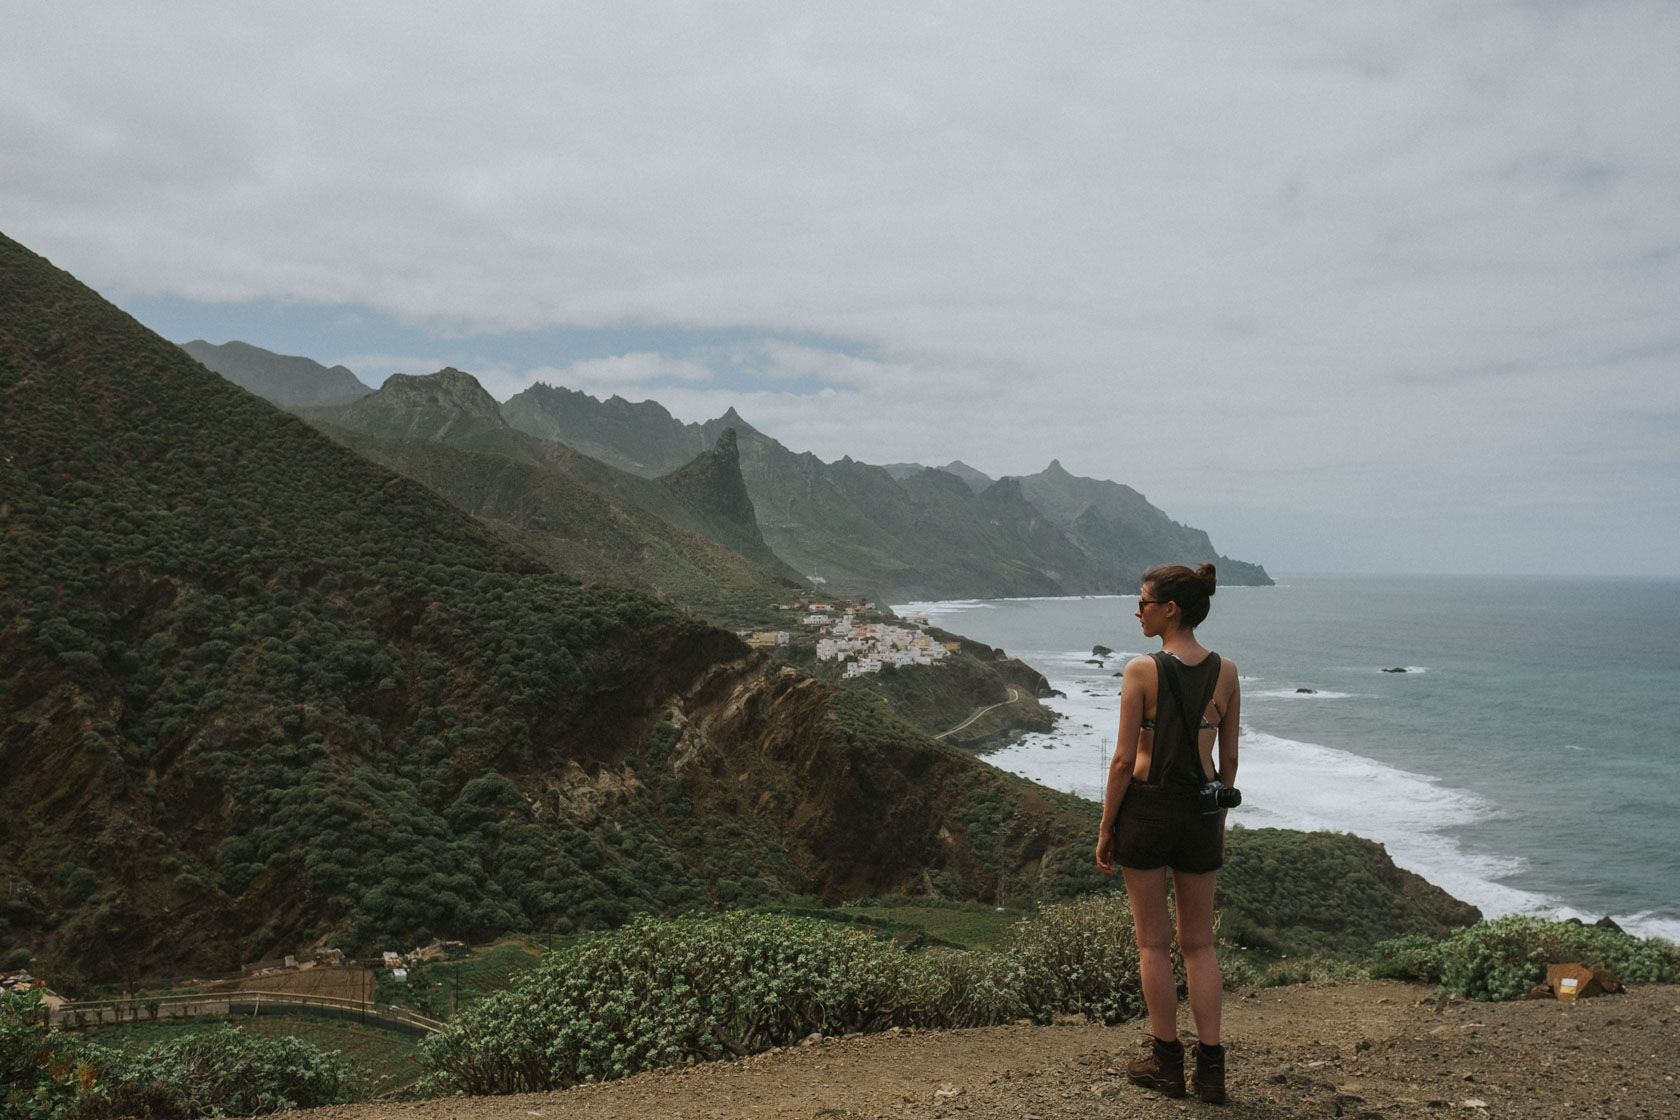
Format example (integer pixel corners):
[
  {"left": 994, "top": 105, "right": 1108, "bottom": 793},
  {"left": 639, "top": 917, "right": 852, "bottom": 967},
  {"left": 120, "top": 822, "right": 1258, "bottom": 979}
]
[
  {"left": 937, "top": 688, "right": 1020, "bottom": 739},
  {"left": 295, "top": 980, "right": 1680, "bottom": 1120}
]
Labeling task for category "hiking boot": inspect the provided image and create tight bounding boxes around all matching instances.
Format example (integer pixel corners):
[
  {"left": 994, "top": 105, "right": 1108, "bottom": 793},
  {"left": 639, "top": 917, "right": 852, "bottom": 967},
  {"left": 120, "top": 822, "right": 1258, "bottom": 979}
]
[
  {"left": 1125, "top": 1036, "right": 1186, "bottom": 1097},
  {"left": 1193, "top": 1041, "right": 1227, "bottom": 1104}
]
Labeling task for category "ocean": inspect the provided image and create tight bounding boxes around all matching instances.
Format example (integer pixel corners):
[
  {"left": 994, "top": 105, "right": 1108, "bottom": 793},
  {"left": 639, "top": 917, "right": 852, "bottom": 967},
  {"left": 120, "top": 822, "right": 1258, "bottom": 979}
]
[{"left": 897, "top": 575, "right": 1680, "bottom": 942}]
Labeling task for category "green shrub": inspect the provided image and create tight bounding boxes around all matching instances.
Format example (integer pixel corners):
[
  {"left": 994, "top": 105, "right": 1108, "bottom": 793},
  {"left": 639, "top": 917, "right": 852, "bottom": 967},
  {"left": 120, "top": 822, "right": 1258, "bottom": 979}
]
[
  {"left": 422, "top": 903, "right": 1153, "bottom": 1097},
  {"left": 1368, "top": 933, "right": 1444, "bottom": 982},
  {"left": 420, "top": 912, "right": 945, "bottom": 1095},
  {"left": 1424, "top": 917, "right": 1680, "bottom": 1001},
  {"left": 103, "top": 1026, "right": 352, "bottom": 1115},
  {"left": 1251, "top": 955, "right": 1369, "bottom": 988},
  {"left": 1003, "top": 892, "right": 1143, "bottom": 1025},
  {"left": 1, "top": 988, "right": 111, "bottom": 1118}
]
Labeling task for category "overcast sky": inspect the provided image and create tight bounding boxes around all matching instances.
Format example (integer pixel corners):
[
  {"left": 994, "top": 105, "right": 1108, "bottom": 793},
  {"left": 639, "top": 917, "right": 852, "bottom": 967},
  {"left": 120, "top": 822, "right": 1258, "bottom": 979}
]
[{"left": 6, "top": 2, "right": 1678, "bottom": 576}]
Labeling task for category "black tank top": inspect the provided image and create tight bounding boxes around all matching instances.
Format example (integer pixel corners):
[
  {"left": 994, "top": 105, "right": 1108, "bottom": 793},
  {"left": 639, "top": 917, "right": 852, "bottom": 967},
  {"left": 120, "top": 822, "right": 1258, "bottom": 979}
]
[{"left": 1144, "top": 651, "right": 1222, "bottom": 792}]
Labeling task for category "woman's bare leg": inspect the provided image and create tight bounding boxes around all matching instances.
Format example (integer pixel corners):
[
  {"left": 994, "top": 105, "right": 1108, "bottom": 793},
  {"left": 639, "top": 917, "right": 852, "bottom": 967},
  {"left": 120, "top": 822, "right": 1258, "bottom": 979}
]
[
  {"left": 1170, "top": 868, "right": 1222, "bottom": 1045},
  {"left": 1121, "top": 866, "right": 1179, "bottom": 1041}
]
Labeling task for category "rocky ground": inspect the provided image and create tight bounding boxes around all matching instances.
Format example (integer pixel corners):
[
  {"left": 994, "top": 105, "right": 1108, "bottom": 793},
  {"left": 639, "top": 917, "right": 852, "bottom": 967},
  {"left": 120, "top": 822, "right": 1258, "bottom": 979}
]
[{"left": 296, "top": 980, "right": 1679, "bottom": 1120}]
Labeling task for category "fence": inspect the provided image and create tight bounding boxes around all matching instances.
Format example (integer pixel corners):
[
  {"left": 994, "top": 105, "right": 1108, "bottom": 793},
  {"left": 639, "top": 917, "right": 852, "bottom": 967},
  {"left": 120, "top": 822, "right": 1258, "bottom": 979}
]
[{"left": 47, "top": 990, "right": 444, "bottom": 1036}]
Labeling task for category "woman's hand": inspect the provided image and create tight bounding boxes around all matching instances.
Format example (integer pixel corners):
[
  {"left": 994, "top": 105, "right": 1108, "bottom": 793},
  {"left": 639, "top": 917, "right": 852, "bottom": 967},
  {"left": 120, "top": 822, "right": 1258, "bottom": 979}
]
[{"left": 1095, "top": 829, "right": 1116, "bottom": 876}]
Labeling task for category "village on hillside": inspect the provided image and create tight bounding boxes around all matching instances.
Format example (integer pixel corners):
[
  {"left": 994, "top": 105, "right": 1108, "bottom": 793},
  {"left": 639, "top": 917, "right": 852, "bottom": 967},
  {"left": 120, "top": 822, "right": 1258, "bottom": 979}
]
[{"left": 738, "top": 599, "right": 959, "bottom": 679}]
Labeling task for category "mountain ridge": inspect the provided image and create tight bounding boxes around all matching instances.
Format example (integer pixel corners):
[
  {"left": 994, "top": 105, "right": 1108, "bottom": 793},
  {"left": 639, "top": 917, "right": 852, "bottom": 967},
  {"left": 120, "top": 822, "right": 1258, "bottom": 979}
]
[
  {"left": 181, "top": 338, "right": 370, "bottom": 408},
  {"left": 300, "top": 368, "right": 799, "bottom": 583},
  {"left": 500, "top": 383, "right": 1273, "bottom": 596}
]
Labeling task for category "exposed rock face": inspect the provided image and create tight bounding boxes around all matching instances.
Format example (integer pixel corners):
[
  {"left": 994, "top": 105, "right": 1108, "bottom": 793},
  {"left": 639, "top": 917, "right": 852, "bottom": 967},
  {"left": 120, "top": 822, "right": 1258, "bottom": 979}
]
[
  {"left": 337, "top": 367, "right": 507, "bottom": 440},
  {"left": 658, "top": 428, "right": 762, "bottom": 539}
]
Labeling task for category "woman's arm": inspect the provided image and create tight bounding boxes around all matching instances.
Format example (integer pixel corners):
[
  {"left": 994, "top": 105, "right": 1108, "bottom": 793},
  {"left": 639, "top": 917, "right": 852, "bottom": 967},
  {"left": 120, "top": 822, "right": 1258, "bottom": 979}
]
[
  {"left": 1215, "top": 659, "right": 1240, "bottom": 789},
  {"left": 1096, "top": 655, "right": 1152, "bottom": 875},
  {"left": 1215, "top": 660, "right": 1241, "bottom": 855}
]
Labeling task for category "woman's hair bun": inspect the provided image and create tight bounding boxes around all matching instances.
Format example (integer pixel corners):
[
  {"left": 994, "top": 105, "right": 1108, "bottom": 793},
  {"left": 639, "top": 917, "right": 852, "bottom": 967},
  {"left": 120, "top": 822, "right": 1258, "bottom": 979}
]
[{"left": 1140, "top": 562, "right": 1218, "bottom": 627}]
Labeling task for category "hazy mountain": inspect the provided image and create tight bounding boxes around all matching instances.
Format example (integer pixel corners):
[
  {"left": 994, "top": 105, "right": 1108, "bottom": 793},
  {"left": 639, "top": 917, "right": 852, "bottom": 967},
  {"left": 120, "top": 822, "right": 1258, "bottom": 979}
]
[
  {"left": 658, "top": 427, "right": 760, "bottom": 538},
  {"left": 501, "top": 382, "right": 705, "bottom": 475},
  {"left": 731, "top": 439, "right": 1111, "bottom": 599},
  {"left": 334, "top": 366, "right": 507, "bottom": 444},
  {"left": 181, "top": 338, "right": 370, "bottom": 408},
  {"left": 1012, "top": 461, "right": 1273, "bottom": 586},
  {"left": 883, "top": 460, "right": 995, "bottom": 494},
  {"left": 503, "top": 385, "right": 1270, "bottom": 596},
  {"left": 501, "top": 389, "right": 1107, "bottom": 597},
  {"left": 324, "top": 369, "right": 797, "bottom": 582}
]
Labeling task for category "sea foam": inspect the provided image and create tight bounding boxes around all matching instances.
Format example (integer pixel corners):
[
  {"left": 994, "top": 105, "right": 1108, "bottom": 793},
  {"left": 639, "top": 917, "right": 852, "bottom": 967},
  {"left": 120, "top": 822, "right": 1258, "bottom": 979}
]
[{"left": 982, "top": 687, "right": 1680, "bottom": 941}]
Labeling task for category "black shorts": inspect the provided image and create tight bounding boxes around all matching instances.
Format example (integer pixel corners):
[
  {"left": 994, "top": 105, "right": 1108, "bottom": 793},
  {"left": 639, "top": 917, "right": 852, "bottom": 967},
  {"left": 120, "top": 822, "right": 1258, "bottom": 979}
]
[{"left": 1112, "top": 781, "right": 1223, "bottom": 874}]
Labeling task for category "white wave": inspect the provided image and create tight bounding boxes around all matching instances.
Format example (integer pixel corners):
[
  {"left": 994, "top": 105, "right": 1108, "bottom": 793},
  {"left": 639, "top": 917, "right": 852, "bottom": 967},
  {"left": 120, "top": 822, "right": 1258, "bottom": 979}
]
[
  {"left": 977, "top": 699, "right": 1579, "bottom": 931},
  {"left": 893, "top": 598, "right": 994, "bottom": 615},
  {"left": 895, "top": 594, "right": 1131, "bottom": 613},
  {"left": 1232, "top": 728, "right": 1545, "bottom": 917},
  {"left": 900, "top": 597, "right": 1677, "bottom": 942},
  {"left": 1613, "top": 911, "right": 1680, "bottom": 944}
]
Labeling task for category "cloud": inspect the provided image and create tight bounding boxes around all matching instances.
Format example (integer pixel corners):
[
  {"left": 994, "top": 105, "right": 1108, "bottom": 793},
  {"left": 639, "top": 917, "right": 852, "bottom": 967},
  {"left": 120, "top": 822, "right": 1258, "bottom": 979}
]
[
  {"left": 4, "top": 1, "right": 1679, "bottom": 574},
  {"left": 536, "top": 353, "right": 715, "bottom": 389}
]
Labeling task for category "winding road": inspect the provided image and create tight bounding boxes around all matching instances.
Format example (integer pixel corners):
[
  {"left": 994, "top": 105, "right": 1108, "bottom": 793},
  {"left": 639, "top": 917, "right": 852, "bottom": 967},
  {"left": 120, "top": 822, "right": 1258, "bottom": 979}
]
[{"left": 935, "top": 687, "right": 1020, "bottom": 739}]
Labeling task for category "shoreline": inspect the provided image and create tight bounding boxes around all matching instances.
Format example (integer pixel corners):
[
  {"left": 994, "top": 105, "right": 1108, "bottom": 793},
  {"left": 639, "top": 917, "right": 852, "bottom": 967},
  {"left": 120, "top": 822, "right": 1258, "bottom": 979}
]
[{"left": 901, "top": 594, "right": 1680, "bottom": 945}]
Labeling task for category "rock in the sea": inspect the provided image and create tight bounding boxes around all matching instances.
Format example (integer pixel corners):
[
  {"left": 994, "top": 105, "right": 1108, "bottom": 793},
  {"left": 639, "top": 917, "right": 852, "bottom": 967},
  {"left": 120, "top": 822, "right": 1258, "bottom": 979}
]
[
  {"left": 1594, "top": 915, "right": 1625, "bottom": 934},
  {"left": 1296, "top": 687, "right": 1317, "bottom": 694},
  {"left": 1382, "top": 667, "right": 1409, "bottom": 673},
  {"left": 1092, "top": 644, "right": 1114, "bottom": 657}
]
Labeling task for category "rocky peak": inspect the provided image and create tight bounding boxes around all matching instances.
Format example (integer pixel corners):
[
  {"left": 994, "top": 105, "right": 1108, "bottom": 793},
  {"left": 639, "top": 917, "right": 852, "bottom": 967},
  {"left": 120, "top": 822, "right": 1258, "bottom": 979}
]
[
  {"left": 341, "top": 368, "right": 507, "bottom": 440},
  {"left": 660, "top": 427, "right": 761, "bottom": 534},
  {"left": 389, "top": 368, "right": 503, "bottom": 420}
]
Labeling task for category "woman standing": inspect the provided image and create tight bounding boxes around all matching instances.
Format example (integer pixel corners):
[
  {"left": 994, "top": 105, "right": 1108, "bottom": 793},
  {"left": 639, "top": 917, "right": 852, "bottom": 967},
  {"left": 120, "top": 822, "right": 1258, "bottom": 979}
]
[{"left": 1095, "top": 563, "right": 1240, "bottom": 1103}]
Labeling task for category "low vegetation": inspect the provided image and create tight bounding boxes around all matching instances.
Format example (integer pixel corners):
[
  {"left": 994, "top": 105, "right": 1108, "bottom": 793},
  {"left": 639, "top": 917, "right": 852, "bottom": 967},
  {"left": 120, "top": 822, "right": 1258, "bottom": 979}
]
[
  {"left": 417, "top": 899, "right": 1143, "bottom": 1096},
  {"left": 8, "top": 896, "right": 1677, "bottom": 1115},
  {"left": 1368, "top": 914, "right": 1680, "bottom": 1001},
  {"left": 2, "top": 990, "right": 352, "bottom": 1117}
]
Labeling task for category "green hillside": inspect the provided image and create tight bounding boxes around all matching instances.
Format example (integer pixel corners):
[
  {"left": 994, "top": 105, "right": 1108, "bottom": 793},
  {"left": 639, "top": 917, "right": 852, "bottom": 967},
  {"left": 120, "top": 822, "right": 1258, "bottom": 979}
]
[
  {"left": 0, "top": 231, "right": 1110, "bottom": 981},
  {"left": 314, "top": 368, "right": 797, "bottom": 580},
  {"left": 319, "top": 424, "right": 801, "bottom": 628}
]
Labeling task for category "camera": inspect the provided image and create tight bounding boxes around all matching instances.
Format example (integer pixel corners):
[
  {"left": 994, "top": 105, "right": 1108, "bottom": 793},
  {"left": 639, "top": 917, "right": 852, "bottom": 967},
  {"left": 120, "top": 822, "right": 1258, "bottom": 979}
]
[{"left": 1200, "top": 781, "right": 1241, "bottom": 814}]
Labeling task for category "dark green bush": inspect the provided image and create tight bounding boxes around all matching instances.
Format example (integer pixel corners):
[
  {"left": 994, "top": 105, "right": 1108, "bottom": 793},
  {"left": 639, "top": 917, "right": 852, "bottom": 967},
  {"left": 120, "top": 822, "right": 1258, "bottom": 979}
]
[
  {"left": 1003, "top": 892, "right": 1142, "bottom": 1025},
  {"left": 1389, "top": 916, "right": 1680, "bottom": 1001},
  {"left": 1368, "top": 932, "right": 1445, "bottom": 982},
  {"left": 103, "top": 1026, "right": 352, "bottom": 1116},
  {"left": 421, "top": 899, "right": 1147, "bottom": 1097},
  {"left": 1, "top": 988, "right": 111, "bottom": 1118}
]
